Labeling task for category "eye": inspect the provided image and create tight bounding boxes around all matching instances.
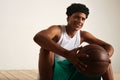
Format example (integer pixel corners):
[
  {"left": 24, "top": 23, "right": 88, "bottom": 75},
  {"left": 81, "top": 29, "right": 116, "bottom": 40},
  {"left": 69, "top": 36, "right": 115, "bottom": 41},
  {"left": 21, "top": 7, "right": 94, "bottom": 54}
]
[
  {"left": 72, "top": 15, "right": 86, "bottom": 21},
  {"left": 73, "top": 16, "right": 79, "bottom": 19},
  {"left": 82, "top": 18, "right": 86, "bottom": 21}
]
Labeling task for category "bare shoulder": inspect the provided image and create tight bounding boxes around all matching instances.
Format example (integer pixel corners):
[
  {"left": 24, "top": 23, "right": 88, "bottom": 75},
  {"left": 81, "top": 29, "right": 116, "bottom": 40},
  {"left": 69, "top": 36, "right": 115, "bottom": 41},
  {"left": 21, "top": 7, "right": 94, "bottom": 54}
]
[
  {"left": 45, "top": 25, "right": 62, "bottom": 38},
  {"left": 37, "top": 25, "right": 62, "bottom": 34},
  {"left": 46, "top": 25, "right": 62, "bottom": 33},
  {"left": 81, "top": 30, "right": 91, "bottom": 36},
  {"left": 81, "top": 30, "right": 98, "bottom": 43},
  {"left": 81, "top": 30, "right": 92, "bottom": 40}
]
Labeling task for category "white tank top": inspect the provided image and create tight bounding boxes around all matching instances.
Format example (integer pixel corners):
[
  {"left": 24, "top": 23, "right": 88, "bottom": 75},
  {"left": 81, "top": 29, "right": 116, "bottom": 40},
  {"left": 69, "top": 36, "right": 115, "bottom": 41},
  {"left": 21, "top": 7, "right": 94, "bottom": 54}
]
[{"left": 55, "top": 25, "right": 81, "bottom": 61}]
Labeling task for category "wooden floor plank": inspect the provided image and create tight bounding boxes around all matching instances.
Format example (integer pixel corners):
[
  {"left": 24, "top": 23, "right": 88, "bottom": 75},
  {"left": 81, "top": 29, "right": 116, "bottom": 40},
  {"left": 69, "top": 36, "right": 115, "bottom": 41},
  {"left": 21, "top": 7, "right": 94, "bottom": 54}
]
[
  {"left": 6, "top": 70, "right": 36, "bottom": 80},
  {"left": 114, "top": 72, "right": 120, "bottom": 80},
  {"left": 0, "top": 70, "right": 17, "bottom": 80},
  {"left": 19, "top": 70, "right": 37, "bottom": 80},
  {"left": 0, "top": 71, "right": 9, "bottom": 80},
  {"left": 0, "top": 70, "right": 119, "bottom": 80}
]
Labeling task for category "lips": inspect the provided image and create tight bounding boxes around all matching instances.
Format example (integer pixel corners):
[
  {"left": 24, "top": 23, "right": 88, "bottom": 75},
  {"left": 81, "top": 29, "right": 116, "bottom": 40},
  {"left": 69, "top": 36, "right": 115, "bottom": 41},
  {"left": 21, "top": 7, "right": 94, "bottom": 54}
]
[
  {"left": 75, "top": 24, "right": 82, "bottom": 28},
  {"left": 76, "top": 24, "right": 81, "bottom": 27}
]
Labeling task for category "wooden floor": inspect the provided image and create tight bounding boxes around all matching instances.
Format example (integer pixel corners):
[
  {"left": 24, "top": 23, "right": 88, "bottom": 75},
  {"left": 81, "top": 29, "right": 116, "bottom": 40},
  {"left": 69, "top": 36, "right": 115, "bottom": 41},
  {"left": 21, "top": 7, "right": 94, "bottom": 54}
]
[
  {"left": 0, "top": 70, "right": 120, "bottom": 80},
  {"left": 0, "top": 70, "right": 38, "bottom": 80}
]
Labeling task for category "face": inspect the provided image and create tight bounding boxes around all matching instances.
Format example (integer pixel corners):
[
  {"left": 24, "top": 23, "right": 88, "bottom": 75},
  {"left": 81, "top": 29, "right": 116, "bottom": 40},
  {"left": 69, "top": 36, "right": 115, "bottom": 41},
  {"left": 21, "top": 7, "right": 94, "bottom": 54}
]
[{"left": 67, "top": 12, "right": 86, "bottom": 31}]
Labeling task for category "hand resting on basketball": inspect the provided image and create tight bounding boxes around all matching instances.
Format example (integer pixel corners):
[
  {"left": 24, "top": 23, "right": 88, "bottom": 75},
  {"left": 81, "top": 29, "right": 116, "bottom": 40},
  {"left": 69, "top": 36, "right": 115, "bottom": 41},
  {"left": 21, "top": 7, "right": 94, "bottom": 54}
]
[
  {"left": 65, "top": 46, "right": 89, "bottom": 72},
  {"left": 75, "top": 44, "right": 111, "bottom": 77}
]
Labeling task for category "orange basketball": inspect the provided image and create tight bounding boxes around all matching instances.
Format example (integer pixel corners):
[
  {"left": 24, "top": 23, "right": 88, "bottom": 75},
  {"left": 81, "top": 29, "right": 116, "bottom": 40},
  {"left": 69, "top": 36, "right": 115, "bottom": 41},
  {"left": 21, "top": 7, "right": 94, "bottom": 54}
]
[{"left": 78, "top": 44, "right": 110, "bottom": 77}]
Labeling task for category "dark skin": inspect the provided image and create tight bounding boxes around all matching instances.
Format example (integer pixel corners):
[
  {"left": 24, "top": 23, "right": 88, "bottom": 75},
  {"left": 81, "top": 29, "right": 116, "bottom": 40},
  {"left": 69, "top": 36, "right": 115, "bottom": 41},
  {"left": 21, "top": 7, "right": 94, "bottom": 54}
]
[{"left": 34, "top": 12, "right": 114, "bottom": 80}]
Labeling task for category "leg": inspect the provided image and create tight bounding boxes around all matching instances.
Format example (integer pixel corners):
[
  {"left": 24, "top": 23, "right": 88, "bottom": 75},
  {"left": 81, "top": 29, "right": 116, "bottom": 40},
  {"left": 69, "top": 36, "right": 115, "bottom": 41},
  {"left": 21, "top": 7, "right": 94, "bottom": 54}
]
[
  {"left": 102, "top": 64, "right": 114, "bottom": 80},
  {"left": 39, "top": 48, "right": 54, "bottom": 80}
]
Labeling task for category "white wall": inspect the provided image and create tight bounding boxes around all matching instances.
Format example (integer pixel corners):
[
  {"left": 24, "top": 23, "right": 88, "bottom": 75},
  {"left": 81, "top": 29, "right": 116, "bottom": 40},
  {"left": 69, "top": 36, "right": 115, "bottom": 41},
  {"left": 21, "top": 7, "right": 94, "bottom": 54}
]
[{"left": 0, "top": 0, "right": 120, "bottom": 71}]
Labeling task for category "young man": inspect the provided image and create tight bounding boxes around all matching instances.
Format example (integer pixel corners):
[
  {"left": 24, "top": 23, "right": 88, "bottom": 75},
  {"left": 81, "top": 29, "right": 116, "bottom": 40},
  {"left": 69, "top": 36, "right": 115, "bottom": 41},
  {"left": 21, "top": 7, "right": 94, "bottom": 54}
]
[{"left": 33, "top": 3, "right": 114, "bottom": 80}]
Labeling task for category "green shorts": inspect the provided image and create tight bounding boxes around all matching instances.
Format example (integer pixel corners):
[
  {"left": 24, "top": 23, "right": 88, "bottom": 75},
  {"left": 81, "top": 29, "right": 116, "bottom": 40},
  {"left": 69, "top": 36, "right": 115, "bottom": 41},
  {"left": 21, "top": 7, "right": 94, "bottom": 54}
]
[{"left": 53, "top": 59, "right": 101, "bottom": 80}]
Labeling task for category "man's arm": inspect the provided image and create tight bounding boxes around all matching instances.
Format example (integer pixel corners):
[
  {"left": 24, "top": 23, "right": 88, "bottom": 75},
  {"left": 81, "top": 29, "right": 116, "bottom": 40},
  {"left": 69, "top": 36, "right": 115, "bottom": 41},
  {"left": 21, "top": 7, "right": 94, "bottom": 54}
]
[
  {"left": 81, "top": 31, "right": 114, "bottom": 57},
  {"left": 81, "top": 31, "right": 114, "bottom": 80},
  {"left": 33, "top": 25, "right": 69, "bottom": 57}
]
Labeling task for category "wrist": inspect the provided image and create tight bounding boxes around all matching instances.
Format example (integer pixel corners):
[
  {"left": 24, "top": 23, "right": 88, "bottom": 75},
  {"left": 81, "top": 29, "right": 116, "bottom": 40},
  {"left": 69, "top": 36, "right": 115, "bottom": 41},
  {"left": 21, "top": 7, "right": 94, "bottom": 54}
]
[{"left": 63, "top": 49, "right": 77, "bottom": 60}]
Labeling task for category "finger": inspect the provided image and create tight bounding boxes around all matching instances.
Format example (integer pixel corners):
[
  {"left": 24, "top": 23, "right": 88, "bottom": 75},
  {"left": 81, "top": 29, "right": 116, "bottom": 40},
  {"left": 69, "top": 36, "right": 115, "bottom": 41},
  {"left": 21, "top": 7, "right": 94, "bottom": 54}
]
[
  {"left": 75, "top": 59, "right": 87, "bottom": 68},
  {"left": 78, "top": 54, "right": 89, "bottom": 58},
  {"left": 75, "top": 63, "right": 86, "bottom": 72},
  {"left": 73, "top": 60, "right": 88, "bottom": 72},
  {"left": 76, "top": 66, "right": 85, "bottom": 72},
  {"left": 78, "top": 61, "right": 87, "bottom": 68},
  {"left": 74, "top": 63, "right": 85, "bottom": 72}
]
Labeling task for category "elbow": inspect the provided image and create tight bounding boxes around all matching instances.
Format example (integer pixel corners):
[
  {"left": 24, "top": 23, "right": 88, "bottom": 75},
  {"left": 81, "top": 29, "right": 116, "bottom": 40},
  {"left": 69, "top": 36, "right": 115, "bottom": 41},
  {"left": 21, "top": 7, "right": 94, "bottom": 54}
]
[
  {"left": 33, "top": 34, "right": 42, "bottom": 45},
  {"left": 33, "top": 34, "right": 37, "bottom": 43},
  {"left": 108, "top": 44, "right": 114, "bottom": 58}
]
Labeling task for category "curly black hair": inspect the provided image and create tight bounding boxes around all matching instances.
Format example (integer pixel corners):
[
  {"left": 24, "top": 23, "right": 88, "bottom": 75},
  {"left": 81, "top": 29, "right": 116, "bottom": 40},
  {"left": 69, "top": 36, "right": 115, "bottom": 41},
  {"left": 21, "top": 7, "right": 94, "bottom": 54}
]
[{"left": 66, "top": 3, "right": 89, "bottom": 18}]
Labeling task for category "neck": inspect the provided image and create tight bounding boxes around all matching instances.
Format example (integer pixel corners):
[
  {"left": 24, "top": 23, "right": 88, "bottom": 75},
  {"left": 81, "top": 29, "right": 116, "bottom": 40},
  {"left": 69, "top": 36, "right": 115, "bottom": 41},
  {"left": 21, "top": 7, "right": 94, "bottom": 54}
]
[{"left": 65, "top": 25, "right": 77, "bottom": 38}]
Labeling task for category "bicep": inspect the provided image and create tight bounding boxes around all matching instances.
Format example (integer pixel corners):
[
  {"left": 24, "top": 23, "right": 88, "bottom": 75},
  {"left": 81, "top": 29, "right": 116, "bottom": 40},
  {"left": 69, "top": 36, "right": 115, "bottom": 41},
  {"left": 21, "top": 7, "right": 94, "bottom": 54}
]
[{"left": 82, "top": 31, "right": 108, "bottom": 46}]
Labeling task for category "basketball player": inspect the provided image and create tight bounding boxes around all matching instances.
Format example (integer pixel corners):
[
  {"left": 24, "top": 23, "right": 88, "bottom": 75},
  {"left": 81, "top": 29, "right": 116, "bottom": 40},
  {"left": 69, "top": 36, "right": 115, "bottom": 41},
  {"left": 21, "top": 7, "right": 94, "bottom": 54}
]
[{"left": 33, "top": 3, "right": 114, "bottom": 80}]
